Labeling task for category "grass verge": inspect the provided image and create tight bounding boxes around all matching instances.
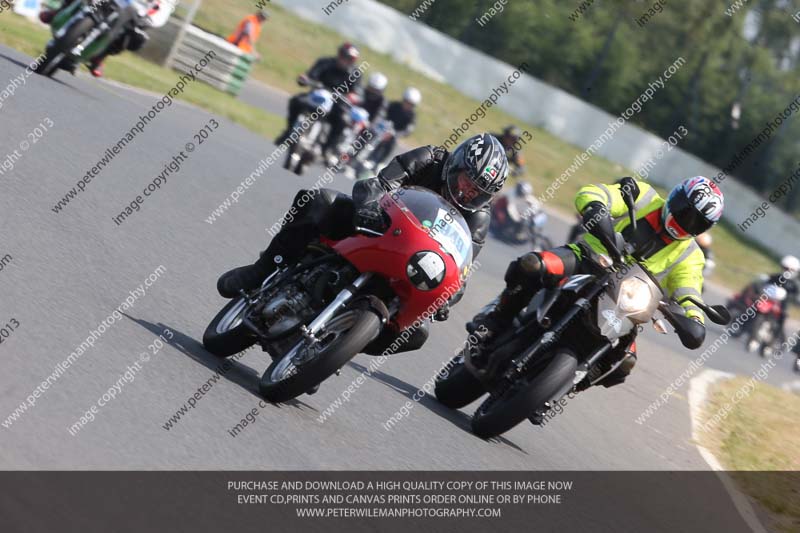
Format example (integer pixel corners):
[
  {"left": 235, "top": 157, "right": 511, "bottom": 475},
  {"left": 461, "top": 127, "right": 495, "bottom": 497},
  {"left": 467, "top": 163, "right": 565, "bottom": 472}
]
[
  {"left": 699, "top": 377, "right": 800, "bottom": 532},
  {"left": 192, "top": 0, "right": 780, "bottom": 289}
]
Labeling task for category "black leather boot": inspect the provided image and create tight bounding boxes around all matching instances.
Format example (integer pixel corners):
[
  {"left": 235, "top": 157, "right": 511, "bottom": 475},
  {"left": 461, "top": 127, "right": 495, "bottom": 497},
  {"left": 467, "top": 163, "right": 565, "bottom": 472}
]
[{"left": 216, "top": 252, "right": 281, "bottom": 298}]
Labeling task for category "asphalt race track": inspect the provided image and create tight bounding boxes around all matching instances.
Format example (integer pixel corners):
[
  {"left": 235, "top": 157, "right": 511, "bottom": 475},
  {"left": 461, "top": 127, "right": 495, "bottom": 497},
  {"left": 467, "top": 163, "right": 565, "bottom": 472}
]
[{"left": 0, "top": 45, "right": 797, "bottom": 480}]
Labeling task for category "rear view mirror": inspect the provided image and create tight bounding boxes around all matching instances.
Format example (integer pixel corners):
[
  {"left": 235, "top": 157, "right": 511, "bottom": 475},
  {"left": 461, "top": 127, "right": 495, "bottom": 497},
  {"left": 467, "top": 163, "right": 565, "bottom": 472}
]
[{"left": 684, "top": 297, "right": 732, "bottom": 326}]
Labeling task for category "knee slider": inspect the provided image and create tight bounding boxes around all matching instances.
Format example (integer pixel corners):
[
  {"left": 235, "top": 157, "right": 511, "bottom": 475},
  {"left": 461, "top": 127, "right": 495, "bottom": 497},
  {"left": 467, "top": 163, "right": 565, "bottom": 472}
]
[{"left": 505, "top": 253, "right": 543, "bottom": 286}]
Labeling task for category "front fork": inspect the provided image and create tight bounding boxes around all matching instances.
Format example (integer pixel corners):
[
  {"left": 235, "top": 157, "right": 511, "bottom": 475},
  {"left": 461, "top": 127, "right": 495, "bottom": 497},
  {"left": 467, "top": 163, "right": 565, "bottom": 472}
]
[{"left": 300, "top": 272, "right": 373, "bottom": 342}]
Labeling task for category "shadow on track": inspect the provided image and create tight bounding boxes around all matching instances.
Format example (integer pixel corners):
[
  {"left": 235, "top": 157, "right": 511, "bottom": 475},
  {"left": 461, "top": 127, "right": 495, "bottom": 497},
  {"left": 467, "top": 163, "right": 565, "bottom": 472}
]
[
  {"left": 122, "top": 314, "right": 315, "bottom": 412},
  {"left": 0, "top": 51, "right": 99, "bottom": 95},
  {"left": 347, "top": 359, "right": 527, "bottom": 453}
]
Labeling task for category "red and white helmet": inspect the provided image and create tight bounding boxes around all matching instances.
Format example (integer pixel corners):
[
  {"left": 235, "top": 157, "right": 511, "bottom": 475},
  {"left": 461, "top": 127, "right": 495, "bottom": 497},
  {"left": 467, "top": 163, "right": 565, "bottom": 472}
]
[
  {"left": 662, "top": 176, "right": 724, "bottom": 240},
  {"left": 338, "top": 42, "right": 360, "bottom": 64}
]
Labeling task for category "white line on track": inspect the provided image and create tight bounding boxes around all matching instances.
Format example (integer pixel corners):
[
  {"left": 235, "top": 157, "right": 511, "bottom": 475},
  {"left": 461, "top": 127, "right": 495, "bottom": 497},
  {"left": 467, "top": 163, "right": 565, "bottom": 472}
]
[{"left": 688, "top": 369, "right": 766, "bottom": 533}]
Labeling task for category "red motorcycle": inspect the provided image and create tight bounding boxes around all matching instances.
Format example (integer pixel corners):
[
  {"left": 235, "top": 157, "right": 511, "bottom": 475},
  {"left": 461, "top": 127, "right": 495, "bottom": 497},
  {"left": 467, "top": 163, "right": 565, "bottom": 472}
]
[
  {"left": 729, "top": 282, "right": 786, "bottom": 357},
  {"left": 203, "top": 187, "right": 473, "bottom": 402}
]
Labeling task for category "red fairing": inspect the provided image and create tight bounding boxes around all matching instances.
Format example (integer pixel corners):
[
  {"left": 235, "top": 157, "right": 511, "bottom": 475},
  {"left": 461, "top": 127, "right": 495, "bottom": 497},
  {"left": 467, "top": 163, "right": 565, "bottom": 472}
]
[
  {"left": 322, "top": 194, "right": 464, "bottom": 330},
  {"left": 492, "top": 196, "right": 508, "bottom": 224},
  {"left": 756, "top": 298, "right": 780, "bottom": 316}
]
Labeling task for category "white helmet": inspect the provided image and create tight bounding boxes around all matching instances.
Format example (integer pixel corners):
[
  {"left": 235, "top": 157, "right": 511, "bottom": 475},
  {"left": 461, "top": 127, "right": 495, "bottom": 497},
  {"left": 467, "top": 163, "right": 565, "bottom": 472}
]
[
  {"left": 403, "top": 87, "right": 421, "bottom": 105},
  {"left": 781, "top": 255, "right": 800, "bottom": 278},
  {"left": 367, "top": 73, "right": 388, "bottom": 92}
]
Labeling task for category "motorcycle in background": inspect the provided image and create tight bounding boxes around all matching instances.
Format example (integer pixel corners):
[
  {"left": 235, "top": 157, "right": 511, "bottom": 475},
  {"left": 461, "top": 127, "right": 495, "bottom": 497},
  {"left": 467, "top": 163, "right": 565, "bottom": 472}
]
[
  {"left": 203, "top": 187, "right": 474, "bottom": 402},
  {"left": 490, "top": 195, "right": 552, "bottom": 251},
  {"left": 729, "top": 281, "right": 787, "bottom": 357},
  {"left": 330, "top": 99, "right": 371, "bottom": 170},
  {"left": 746, "top": 284, "right": 786, "bottom": 357},
  {"left": 34, "top": 0, "right": 157, "bottom": 77},
  {"left": 344, "top": 117, "right": 395, "bottom": 181},
  {"left": 283, "top": 83, "right": 335, "bottom": 176}
]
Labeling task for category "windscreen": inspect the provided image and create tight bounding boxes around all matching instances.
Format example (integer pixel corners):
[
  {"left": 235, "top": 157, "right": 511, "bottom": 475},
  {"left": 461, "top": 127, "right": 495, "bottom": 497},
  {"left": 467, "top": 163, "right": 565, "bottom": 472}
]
[{"left": 393, "top": 187, "right": 474, "bottom": 272}]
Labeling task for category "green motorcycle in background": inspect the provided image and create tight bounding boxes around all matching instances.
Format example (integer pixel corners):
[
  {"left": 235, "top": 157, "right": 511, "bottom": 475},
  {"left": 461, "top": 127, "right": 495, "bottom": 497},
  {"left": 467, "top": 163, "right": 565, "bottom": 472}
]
[{"left": 33, "top": 0, "right": 144, "bottom": 77}]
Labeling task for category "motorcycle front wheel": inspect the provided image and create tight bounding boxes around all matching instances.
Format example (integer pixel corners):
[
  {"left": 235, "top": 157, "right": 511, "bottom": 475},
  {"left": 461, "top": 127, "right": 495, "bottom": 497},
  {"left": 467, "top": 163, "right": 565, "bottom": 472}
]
[
  {"left": 471, "top": 350, "right": 577, "bottom": 439},
  {"left": 259, "top": 307, "right": 381, "bottom": 402},
  {"left": 203, "top": 297, "right": 257, "bottom": 358}
]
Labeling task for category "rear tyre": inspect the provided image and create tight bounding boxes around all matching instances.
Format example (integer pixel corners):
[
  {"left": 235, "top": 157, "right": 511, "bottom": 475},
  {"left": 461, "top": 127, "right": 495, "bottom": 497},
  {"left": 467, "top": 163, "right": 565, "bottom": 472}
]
[
  {"left": 259, "top": 308, "right": 381, "bottom": 402},
  {"left": 434, "top": 357, "right": 484, "bottom": 409},
  {"left": 746, "top": 315, "right": 765, "bottom": 354},
  {"left": 471, "top": 350, "right": 577, "bottom": 439},
  {"left": 35, "top": 17, "right": 96, "bottom": 77},
  {"left": 203, "top": 297, "right": 257, "bottom": 358}
]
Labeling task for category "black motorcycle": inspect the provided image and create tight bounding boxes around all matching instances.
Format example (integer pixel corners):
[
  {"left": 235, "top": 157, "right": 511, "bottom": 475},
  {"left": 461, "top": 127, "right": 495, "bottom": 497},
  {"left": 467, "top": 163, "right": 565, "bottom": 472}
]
[{"left": 435, "top": 188, "right": 731, "bottom": 438}]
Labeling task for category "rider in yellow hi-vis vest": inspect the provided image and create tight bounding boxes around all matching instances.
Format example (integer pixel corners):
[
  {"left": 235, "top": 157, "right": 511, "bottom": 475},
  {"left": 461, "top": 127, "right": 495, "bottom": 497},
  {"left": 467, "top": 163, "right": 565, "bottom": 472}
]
[
  {"left": 469, "top": 175, "right": 725, "bottom": 388},
  {"left": 227, "top": 11, "right": 268, "bottom": 56}
]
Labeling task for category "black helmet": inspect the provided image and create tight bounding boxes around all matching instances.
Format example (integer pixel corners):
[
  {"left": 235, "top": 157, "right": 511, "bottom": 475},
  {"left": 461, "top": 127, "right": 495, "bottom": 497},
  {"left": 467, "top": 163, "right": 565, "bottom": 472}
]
[{"left": 443, "top": 134, "right": 508, "bottom": 212}]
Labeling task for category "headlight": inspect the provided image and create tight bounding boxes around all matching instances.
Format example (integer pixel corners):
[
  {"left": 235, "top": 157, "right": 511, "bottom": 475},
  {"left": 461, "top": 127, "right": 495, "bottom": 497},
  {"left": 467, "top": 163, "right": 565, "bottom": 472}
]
[
  {"left": 407, "top": 251, "right": 446, "bottom": 291},
  {"left": 617, "top": 277, "right": 653, "bottom": 314}
]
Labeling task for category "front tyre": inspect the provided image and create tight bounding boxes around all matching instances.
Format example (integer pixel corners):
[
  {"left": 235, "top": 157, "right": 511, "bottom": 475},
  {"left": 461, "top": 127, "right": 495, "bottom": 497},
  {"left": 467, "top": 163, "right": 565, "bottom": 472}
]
[
  {"left": 471, "top": 350, "right": 577, "bottom": 439},
  {"left": 259, "top": 308, "right": 381, "bottom": 402},
  {"left": 203, "top": 297, "right": 257, "bottom": 358},
  {"left": 434, "top": 357, "right": 484, "bottom": 409}
]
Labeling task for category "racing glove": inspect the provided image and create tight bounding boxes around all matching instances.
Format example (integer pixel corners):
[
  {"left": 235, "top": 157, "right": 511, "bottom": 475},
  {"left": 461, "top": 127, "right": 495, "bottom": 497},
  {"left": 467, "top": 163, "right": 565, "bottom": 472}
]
[
  {"left": 581, "top": 201, "right": 624, "bottom": 263},
  {"left": 352, "top": 178, "right": 390, "bottom": 235}
]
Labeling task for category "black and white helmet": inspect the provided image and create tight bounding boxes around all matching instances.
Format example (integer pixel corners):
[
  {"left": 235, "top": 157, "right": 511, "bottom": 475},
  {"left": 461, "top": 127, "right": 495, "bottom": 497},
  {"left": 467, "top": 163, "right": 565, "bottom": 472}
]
[{"left": 443, "top": 134, "right": 508, "bottom": 212}]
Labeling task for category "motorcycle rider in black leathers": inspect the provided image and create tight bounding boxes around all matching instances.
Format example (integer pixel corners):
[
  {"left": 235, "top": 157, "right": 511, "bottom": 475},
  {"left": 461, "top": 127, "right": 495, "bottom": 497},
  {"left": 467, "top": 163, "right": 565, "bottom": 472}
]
[
  {"left": 371, "top": 87, "right": 420, "bottom": 167},
  {"left": 493, "top": 125, "right": 527, "bottom": 177},
  {"left": 275, "top": 43, "right": 363, "bottom": 158},
  {"left": 217, "top": 134, "right": 509, "bottom": 352},
  {"left": 362, "top": 73, "right": 388, "bottom": 121}
]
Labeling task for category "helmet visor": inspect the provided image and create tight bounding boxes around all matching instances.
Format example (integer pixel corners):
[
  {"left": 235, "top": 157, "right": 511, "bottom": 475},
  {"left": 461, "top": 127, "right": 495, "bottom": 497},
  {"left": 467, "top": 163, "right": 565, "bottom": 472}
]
[
  {"left": 446, "top": 171, "right": 493, "bottom": 212},
  {"left": 668, "top": 190, "right": 714, "bottom": 237}
]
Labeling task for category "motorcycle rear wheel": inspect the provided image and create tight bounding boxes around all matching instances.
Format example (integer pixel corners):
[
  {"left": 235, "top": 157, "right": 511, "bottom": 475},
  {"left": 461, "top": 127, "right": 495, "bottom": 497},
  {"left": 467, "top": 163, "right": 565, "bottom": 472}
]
[
  {"left": 259, "top": 307, "right": 381, "bottom": 402},
  {"left": 434, "top": 357, "right": 484, "bottom": 409},
  {"left": 471, "top": 350, "right": 577, "bottom": 439},
  {"left": 35, "top": 17, "right": 96, "bottom": 77}
]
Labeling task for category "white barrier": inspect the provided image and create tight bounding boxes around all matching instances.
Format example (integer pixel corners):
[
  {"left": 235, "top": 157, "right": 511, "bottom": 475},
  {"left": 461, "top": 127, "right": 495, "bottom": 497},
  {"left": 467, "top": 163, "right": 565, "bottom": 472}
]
[
  {"left": 140, "top": 18, "right": 254, "bottom": 96},
  {"left": 274, "top": 0, "right": 800, "bottom": 258}
]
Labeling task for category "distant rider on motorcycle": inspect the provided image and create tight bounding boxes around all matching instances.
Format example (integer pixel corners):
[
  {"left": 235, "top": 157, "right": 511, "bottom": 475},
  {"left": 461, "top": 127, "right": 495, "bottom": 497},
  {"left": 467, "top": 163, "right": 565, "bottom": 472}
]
[
  {"left": 362, "top": 73, "right": 388, "bottom": 121},
  {"left": 370, "top": 87, "right": 421, "bottom": 167},
  {"left": 470, "top": 176, "right": 725, "bottom": 389},
  {"left": 491, "top": 182, "right": 544, "bottom": 235},
  {"left": 218, "top": 134, "right": 509, "bottom": 351},
  {"left": 494, "top": 125, "right": 527, "bottom": 177},
  {"left": 763, "top": 255, "right": 800, "bottom": 337},
  {"left": 275, "top": 43, "right": 363, "bottom": 159}
]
